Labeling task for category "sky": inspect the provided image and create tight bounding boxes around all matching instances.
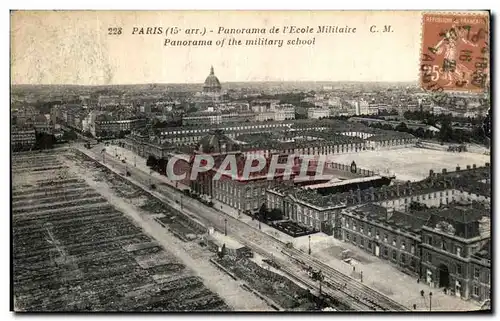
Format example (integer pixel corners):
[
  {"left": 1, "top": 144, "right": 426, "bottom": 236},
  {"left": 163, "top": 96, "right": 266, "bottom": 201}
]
[{"left": 9, "top": 10, "right": 485, "bottom": 85}]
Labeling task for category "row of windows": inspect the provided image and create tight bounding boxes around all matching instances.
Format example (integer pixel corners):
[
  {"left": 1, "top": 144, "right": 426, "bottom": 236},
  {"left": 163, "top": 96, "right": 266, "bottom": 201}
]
[
  {"left": 163, "top": 123, "right": 291, "bottom": 136},
  {"left": 345, "top": 233, "right": 418, "bottom": 267},
  {"left": 345, "top": 221, "right": 416, "bottom": 254},
  {"left": 425, "top": 235, "right": 463, "bottom": 257},
  {"left": 472, "top": 285, "right": 490, "bottom": 298}
]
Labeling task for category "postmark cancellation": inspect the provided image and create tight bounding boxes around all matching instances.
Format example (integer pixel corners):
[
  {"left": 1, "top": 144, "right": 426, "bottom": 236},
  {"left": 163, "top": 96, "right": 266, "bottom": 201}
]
[{"left": 420, "top": 12, "right": 490, "bottom": 94}]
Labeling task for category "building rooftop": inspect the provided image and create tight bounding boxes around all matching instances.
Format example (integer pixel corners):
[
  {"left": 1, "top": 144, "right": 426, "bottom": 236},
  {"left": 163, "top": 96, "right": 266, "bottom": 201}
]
[{"left": 196, "top": 130, "right": 240, "bottom": 154}]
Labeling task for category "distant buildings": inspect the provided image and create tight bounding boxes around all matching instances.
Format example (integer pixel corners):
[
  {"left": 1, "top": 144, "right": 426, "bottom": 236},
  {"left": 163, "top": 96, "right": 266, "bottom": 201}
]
[
  {"left": 90, "top": 114, "right": 147, "bottom": 138},
  {"left": 11, "top": 126, "right": 36, "bottom": 151},
  {"left": 182, "top": 103, "right": 295, "bottom": 126},
  {"left": 307, "top": 108, "right": 330, "bottom": 119}
]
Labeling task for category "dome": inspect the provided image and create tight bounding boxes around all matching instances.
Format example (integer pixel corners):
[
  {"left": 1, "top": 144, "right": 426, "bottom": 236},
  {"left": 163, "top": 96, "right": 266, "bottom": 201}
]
[
  {"left": 197, "top": 130, "right": 240, "bottom": 154},
  {"left": 203, "top": 66, "right": 221, "bottom": 92}
]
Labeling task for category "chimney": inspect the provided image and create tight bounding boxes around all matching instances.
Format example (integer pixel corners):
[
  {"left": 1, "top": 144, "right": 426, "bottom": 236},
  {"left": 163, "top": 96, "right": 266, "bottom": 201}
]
[
  {"left": 442, "top": 168, "right": 447, "bottom": 174},
  {"left": 429, "top": 169, "right": 434, "bottom": 177},
  {"left": 466, "top": 165, "right": 471, "bottom": 170},
  {"left": 473, "top": 164, "right": 477, "bottom": 169},
  {"left": 485, "top": 162, "right": 490, "bottom": 167}
]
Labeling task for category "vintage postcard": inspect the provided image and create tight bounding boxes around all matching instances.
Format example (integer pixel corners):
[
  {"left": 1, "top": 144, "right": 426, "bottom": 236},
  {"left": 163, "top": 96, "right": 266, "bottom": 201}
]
[{"left": 10, "top": 10, "right": 491, "bottom": 312}]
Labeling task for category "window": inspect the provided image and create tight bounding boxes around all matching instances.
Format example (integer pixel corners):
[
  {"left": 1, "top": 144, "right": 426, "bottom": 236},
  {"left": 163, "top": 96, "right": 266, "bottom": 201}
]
[
  {"left": 401, "top": 254, "right": 406, "bottom": 264},
  {"left": 384, "top": 234, "right": 388, "bottom": 243},
  {"left": 368, "top": 227, "right": 372, "bottom": 237},
  {"left": 456, "top": 264, "right": 462, "bottom": 275},
  {"left": 401, "top": 241, "right": 406, "bottom": 250},
  {"left": 360, "top": 225, "right": 364, "bottom": 233},
  {"left": 353, "top": 221, "right": 357, "bottom": 231},
  {"left": 427, "top": 236, "right": 433, "bottom": 245},
  {"left": 442, "top": 241, "right": 448, "bottom": 251},
  {"left": 410, "top": 245, "right": 415, "bottom": 254},
  {"left": 392, "top": 250, "right": 397, "bottom": 260},
  {"left": 427, "top": 252, "right": 432, "bottom": 262},
  {"left": 360, "top": 238, "right": 364, "bottom": 247},
  {"left": 383, "top": 247, "right": 388, "bottom": 257},
  {"left": 456, "top": 247, "right": 462, "bottom": 257},
  {"left": 368, "top": 242, "right": 372, "bottom": 249},
  {"left": 473, "top": 286, "right": 479, "bottom": 297},
  {"left": 346, "top": 232, "right": 350, "bottom": 241},
  {"left": 474, "top": 267, "right": 480, "bottom": 280},
  {"left": 346, "top": 219, "right": 349, "bottom": 228},
  {"left": 376, "top": 231, "right": 380, "bottom": 240},
  {"left": 392, "top": 237, "right": 397, "bottom": 246},
  {"left": 353, "top": 235, "right": 357, "bottom": 244}
]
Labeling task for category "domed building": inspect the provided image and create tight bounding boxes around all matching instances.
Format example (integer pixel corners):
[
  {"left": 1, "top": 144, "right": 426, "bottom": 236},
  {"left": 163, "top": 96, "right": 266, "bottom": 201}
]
[
  {"left": 195, "top": 66, "right": 224, "bottom": 106},
  {"left": 203, "top": 66, "right": 222, "bottom": 94}
]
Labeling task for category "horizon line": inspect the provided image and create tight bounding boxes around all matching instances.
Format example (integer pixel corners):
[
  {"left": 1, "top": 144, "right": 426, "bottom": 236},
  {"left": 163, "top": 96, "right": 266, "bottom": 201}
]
[{"left": 11, "top": 80, "right": 420, "bottom": 87}]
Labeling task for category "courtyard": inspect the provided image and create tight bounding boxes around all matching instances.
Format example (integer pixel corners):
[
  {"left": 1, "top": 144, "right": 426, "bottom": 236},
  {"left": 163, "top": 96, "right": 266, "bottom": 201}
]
[
  {"left": 328, "top": 147, "right": 490, "bottom": 182},
  {"left": 290, "top": 233, "right": 481, "bottom": 312}
]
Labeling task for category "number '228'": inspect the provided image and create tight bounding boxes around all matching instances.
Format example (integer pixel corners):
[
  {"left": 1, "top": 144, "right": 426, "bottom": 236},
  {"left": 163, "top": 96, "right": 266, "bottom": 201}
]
[{"left": 108, "top": 27, "right": 122, "bottom": 35}]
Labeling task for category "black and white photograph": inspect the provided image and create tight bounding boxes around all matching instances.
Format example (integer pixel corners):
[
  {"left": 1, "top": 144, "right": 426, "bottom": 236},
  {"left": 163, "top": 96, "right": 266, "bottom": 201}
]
[{"left": 9, "top": 10, "right": 492, "bottom": 312}]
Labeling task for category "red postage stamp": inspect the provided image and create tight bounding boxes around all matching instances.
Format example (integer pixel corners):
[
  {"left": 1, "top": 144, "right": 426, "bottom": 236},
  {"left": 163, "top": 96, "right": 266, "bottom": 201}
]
[{"left": 420, "top": 12, "right": 490, "bottom": 94}]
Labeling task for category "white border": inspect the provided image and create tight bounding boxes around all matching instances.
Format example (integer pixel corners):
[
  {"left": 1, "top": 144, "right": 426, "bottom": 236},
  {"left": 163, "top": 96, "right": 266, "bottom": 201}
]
[{"left": 2, "top": 2, "right": 498, "bottom": 321}]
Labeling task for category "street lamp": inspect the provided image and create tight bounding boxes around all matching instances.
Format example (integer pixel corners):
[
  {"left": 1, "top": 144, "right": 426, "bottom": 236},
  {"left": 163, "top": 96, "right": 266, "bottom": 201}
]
[
  {"left": 224, "top": 218, "right": 227, "bottom": 236},
  {"left": 308, "top": 235, "right": 311, "bottom": 255},
  {"left": 429, "top": 292, "right": 433, "bottom": 311}
]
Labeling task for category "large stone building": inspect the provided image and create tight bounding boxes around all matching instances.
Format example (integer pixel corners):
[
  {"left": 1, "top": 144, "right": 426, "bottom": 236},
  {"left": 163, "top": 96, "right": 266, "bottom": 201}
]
[
  {"left": 308, "top": 108, "right": 331, "bottom": 119},
  {"left": 164, "top": 130, "right": 303, "bottom": 213},
  {"left": 90, "top": 115, "right": 147, "bottom": 138},
  {"left": 11, "top": 126, "right": 36, "bottom": 151},
  {"left": 420, "top": 205, "right": 490, "bottom": 300},
  {"left": 122, "top": 132, "right": 175, "bottom": 159},
  {"left": 194, "top": 66, "right": 224, "bottom": 107},
  {"left": 269, "top": 163, "right": 491, "bottom": 304}
]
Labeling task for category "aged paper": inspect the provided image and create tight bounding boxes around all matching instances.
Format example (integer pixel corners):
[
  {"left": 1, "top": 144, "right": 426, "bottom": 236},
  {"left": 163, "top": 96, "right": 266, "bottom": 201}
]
[{"left": 11, "top": 10, "right": 491, "bottom": 312}]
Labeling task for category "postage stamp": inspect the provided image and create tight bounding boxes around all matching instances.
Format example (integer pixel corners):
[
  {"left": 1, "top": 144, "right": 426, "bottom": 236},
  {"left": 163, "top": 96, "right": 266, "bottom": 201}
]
[{"left": 420, "top": 12, "right": 490, "bottom": 95}]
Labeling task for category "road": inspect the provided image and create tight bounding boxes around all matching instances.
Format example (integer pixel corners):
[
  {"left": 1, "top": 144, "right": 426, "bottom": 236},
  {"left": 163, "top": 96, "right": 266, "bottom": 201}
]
[{"left": 76, "top": 143, "right": 408, "bottom": 311}]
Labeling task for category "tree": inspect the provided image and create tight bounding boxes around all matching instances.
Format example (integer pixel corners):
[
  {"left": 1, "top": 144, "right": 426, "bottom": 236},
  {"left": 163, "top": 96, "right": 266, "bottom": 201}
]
[
  {"left": 259, "top": 203, "right": 268, "bottom": 220},
  {"left": 146, "top": 155, "right": 158, "bottom": 169},
  {"left": 61, "top": 130, "right": 78, "bottom": 141},
  {"left": 395, "top": 122, "right": 409, "bottom": 132},
  {"left": 438, "top": 119, "right": 453, "bottom": 142},
  {"left": 414, "top": 127, "right": 425, "bottom": 138},
  {"left": 268, "top": 208, "right": 283, "bottom": 221},
  {"left": 157, "top": 158, "right": 167, "bottom": 174},
  {"left": 35, "top": 133, "right": 56, "bottom": 150}
]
